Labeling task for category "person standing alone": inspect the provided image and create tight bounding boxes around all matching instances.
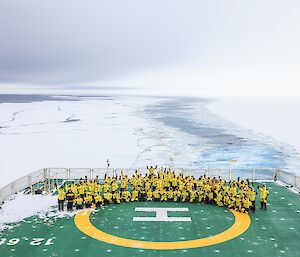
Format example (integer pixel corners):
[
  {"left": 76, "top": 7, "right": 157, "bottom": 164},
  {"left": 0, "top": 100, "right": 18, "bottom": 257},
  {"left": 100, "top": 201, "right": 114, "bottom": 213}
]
[{"left": 57, "top": 187, "right": 66, "bottom": 211}]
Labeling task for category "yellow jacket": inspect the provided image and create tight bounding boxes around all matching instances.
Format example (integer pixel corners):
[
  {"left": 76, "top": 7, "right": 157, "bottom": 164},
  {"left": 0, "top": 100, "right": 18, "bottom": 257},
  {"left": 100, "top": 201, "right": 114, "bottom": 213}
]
[
  {"left": 75, "top": 197, "right": 83, "bottom": 205},
  {"left": 58, "top": 189, "right": 66, "bottom": 200}
]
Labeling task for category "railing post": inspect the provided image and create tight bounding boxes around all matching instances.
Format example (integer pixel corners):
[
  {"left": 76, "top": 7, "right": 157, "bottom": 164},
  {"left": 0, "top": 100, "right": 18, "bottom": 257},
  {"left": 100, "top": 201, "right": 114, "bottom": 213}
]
[
  {"left": 252, "top": 169, "right": 255, "bottom": 182},
  {"left": 277, "top": 169, "right": 280, "bottom": 180},
  {"left": 229, "top": 169, "right": 232, "bottom": 181},
  {"left": 28, "top": 175, "right": 32, "bottom": 188},
  {"left": 90, "top": 168, "right": 93, "bottom": 180},
  {"left": 11, "top": 181, "right": 15, "bottom": 195},
  {"left": 47, "top": 168, "right": 50, "bottom": 180},
  {"left": 67, "top": 169, "right": 70, "bottom": 180},
  {"left": 28, "top": 175, "right": 32, "bottom": 194},
  {"left": 0, "top": 189, "right": 3, "bottom": 203},
  {"left": 43, "top": 168, "right": 47, "bottom": 181}
]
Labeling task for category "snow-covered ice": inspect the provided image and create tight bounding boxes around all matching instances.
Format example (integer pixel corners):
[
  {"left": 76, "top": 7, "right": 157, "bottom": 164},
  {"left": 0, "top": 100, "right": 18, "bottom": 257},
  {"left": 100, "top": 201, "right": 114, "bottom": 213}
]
[
  {"left": 0, "top": 193, "right": 57, "bottom": 230},
  {"left": 208, "top": 97, "right": 300, "bottom": 154},
  {"left": 1, "top": 94, "right": 300, "bottom": 192},
  {"left": 0, "top": 96, "right": 162, "bottom": 187}
]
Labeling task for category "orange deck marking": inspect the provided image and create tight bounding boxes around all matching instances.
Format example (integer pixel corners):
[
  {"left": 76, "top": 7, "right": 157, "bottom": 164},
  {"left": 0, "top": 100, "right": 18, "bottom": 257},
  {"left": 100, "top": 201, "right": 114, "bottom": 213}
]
[{"left": 74, "top": 208, "right": 251, "bottom": 250}]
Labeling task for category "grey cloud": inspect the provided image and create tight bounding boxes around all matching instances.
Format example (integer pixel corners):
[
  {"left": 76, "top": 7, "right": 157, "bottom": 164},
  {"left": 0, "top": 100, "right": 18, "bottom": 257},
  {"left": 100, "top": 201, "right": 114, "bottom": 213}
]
[{"left": 0, "top": 0, "right": 299, "bottom": 87}]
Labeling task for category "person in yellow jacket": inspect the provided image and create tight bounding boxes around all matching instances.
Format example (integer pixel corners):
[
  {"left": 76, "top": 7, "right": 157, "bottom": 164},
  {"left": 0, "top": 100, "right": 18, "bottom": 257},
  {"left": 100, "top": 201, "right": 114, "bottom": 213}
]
[
  {"left": 130, "top": 176, "right": 137, "bottom": 189},
  {"left": 173, "top": 189, "right": 180, "bottom": 202},
  {"left": 57, "top": 188, "right": 66, "bottom": 211},
  {"left": 74, "top": 196, "right": 84, "bottom": 210},
  {"left": 145, "top": 181, "right": 151, "bottom": 191},
  {"left": 242, "top": 197, "right": 252, "bottom": 213},
  {"left": 196, "top": 178, "right": 204, "bottom": 188},
  {"left": 181, "top": 190, "right": 189, "bottom": 202},
  {"left": 167, "top": 189, "right": 174, "bottom": 201},
  {"left": 186, "top": 181, "right": 194, "bottom": 192},
  {"left": 228, "top": 194, "right": 236, "bottom": 209},
  {"left": 223, "top": 193, "right": 230, "bottom": 207},
  {"left": 103, "top": 183, "right": 110, "bottom": 193},
  {"left": 94, "top": 194, "right": 104, "bottom": 207},
  {"left": 84, "top": 193, "right": 93, "bottom": 208},
  {"left": 104, "top": 191, "right": 113, "bottom": 204},
  {"left": 113, "top": 191, "right": 121, "bottom": 204},
  {"left": 121, "top": 177, "right": 129, "bottom": 191},
  {"left": 111, "top": 180, "right": 119, "bottom": 192},
  {"left": 78, "top": 183, "right": 85, "bottom": 198},
  {"left": 71, "top": 183, "right": 78, "bottom": 195},
  {"left": 249, "top": 188, "right": 256, "bottom": 212},
  {"left": 171, "top": 177, "right": 178, "bottom": 189},
  {"left": 157, "top": 179, "right": 164, "bottom": 190},
  {"left": 146, "top": 190, "right": 153, "bottom": 201},
  {"left": 131, "top": 189, "right": 139, "bottom": 201},
  {"left": 94, "top": 183, "right": 103, "bottom": 194},
  {"left": 122, "top": 190, "right": 131, "bottom": 202},
  {"left": 178, "top": 180, "right": 185, "bottom": 191},
  {"left": 259, "top": 185, "right": 270, "bottom": 210},
  {"left": 153, "top": 189, "right": 160, "bottom": 201},
  {"left": 147, "top": 165, "right": 157, "bottom": 174},
  {"left": 235, "top": 196, "right": 243, "bottom": 212},
  {"left": 189, "top": 190, "right": 197, "bottom": 203},
  {"left": 65, "top": 183, "right": 71, "bottom": 193},
  {"left": 215, "top": 191, "right": 224, "bottom": 207},
  {"left": 160, "top": 189, "right": 168, "bottom": 201},
  {"left": 197, "top": 188, "right": 204, "bottom": 203},
  {"left": 88, "top": 181, "right": 95, "bottom": 195},
  {"left": 207, "top": 190, "right": 214, "bottom": 204},
  {"left": 84, "top": 182, "right": 89, "bottom": 192}
]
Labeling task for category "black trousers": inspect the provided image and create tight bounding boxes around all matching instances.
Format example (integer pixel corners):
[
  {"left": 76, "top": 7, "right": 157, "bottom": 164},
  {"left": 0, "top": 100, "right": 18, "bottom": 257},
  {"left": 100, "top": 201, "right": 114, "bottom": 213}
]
[
  {"left": 76, "top": 204, "right": 83, "bottom": 210},
  {"left": 260, "top": 201, "right": 267, "bottom": 210},
  {"left": 67, "top": 201, "right": 73, "bottom": 211},
  {"left": 251, "top": 201, "right": 256, "bottom": 212},
  {"left": 58, "top": 200, "right": 64, "bottom": 211}
]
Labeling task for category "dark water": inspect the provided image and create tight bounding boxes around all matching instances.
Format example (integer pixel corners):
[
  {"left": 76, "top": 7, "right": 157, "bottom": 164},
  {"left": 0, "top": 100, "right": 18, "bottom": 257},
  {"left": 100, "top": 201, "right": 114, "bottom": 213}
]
[{"left": 0, "top": 94, "right": 112, "bottom": 103}]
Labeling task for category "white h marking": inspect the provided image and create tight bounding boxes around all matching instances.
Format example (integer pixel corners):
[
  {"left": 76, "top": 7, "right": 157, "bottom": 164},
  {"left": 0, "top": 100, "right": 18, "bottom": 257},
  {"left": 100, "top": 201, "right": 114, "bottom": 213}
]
[{"left": 133, "top": 207, "right": 191, "bottom": 222}]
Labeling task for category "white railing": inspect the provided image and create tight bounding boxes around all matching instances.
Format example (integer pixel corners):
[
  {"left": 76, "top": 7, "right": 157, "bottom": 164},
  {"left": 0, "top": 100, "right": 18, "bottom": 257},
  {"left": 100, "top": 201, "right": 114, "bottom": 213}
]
[{"left": 0, "top": 167, "right": 298, "bottom": 204}]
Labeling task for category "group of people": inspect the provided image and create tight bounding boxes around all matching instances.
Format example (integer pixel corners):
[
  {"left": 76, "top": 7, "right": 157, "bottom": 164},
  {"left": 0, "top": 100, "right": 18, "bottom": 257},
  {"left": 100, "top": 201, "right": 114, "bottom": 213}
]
[{"left": 57, "top": 166, "right": 270, "bottom": 213}]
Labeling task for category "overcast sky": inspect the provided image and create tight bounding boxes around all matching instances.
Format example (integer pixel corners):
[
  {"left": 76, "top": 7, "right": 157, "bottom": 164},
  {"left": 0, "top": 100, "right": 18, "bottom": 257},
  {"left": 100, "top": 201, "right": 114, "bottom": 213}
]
[{"left": 0, "top": 0, "right": 299, "bottom": 96}]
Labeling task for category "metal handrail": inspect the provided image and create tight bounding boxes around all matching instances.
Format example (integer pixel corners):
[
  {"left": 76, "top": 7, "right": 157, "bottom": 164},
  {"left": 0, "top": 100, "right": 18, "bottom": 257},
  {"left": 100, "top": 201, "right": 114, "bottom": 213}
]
[{"left": 0, "top": 167, "right": 298, "bottom": 204}]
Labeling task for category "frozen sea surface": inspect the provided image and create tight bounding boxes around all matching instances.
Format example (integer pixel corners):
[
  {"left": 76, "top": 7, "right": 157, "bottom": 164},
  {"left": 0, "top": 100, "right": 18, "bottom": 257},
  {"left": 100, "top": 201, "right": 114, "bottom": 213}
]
[
  {"left": 143, "top": 98, "right": 290, "bottom": 170},
  {"left": 0, "top": 94, "right": 299, "bottom": 187}
]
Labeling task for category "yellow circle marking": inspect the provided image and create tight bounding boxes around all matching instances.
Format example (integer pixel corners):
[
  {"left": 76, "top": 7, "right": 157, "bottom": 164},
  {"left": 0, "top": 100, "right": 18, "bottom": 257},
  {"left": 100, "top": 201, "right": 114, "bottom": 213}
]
[{"left": 74, "top": 208, "right": 251, "bottom": 250}]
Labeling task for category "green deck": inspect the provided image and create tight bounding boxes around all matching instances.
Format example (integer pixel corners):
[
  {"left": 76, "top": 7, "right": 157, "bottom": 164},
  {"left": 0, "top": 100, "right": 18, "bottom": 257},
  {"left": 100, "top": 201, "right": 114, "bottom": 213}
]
[{"left": 1, "top": 183, "right": 300, "bottom": 257}]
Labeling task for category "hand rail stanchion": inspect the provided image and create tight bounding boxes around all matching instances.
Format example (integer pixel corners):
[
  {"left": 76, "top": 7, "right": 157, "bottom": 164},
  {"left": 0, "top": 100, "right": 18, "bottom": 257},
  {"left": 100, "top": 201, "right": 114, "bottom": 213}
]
[{"left": 28, "top": 175, "right": 32, "bottom": 195}]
